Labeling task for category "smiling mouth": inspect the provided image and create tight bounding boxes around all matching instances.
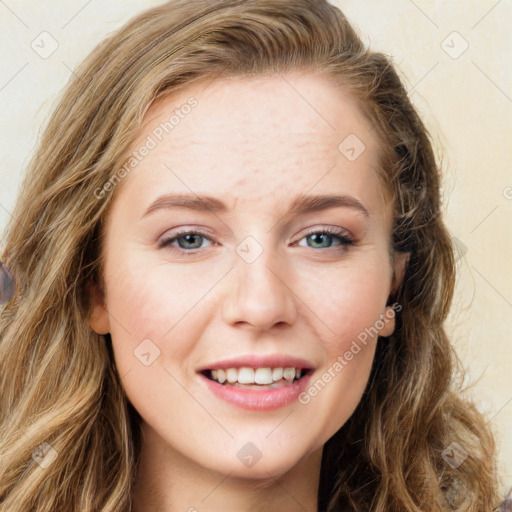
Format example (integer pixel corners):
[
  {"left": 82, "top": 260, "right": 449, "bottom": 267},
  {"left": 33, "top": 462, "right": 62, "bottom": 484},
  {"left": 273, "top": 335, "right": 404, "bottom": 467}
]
[{"left": 200, "top": 366, "right": 311, "bottom": 389}]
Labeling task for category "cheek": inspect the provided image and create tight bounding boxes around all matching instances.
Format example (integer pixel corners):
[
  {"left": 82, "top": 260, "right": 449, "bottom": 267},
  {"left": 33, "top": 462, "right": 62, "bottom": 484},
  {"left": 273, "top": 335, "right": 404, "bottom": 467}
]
[
  {"left": 103, "top": 265, "right": 212, "bottom": 428},
  {"left": 298, "top": 256, "right": 391, "bottom": 348},
  {"left": 103, "top": 256, "right": 224, "bottom": 370},
  {"left": 293, "top": 257, "right": 390, "bottom": 436}
]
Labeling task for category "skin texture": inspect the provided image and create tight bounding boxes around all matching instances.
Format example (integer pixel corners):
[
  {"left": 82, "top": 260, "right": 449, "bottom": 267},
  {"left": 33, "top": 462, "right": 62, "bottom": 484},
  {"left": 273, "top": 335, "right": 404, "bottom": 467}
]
[{"left": 88, "top": 72, "right": 406, "bottom": 512}]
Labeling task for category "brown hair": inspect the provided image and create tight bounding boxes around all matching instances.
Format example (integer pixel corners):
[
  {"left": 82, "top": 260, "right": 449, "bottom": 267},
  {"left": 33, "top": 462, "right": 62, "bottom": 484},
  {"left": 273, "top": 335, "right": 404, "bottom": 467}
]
[{"left": 0, "top": 1, "right": 501, "bottom": 510}]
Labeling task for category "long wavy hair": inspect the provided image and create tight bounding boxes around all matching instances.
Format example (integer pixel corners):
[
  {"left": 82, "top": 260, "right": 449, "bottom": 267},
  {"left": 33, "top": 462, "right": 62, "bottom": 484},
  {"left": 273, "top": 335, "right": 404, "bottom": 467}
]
[{"left": 0, "top": 0, "right": 501, "bottom": 510}]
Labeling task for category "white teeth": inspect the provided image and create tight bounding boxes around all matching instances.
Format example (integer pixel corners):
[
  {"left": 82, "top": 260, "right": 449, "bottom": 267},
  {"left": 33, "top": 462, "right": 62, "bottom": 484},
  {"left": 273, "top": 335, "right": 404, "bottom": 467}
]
[
  {"left": 208, "top": 366, "right": 306, "bottom": 385},
  {"left": 272, "top": 367, "right": 283, "bottom": 381},
  {"left": 283, "top": 367, "right": 296, "bottom": 381},
  {"left": 237, "top": 367, "right": 255, "bottom": 384},
  {"left": 217, "top": 368, "right": 226, "bottom": 384},
  {"left": 226, "top": 368, "right": 238, "bottom": 383},
  {"left": 254, "top": 367, "right": 273, "bottom": 384}
]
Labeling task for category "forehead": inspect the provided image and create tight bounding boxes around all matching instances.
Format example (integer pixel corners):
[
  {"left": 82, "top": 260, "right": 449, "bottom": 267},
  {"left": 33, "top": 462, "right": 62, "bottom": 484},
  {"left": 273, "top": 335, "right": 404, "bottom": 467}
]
[{"left": 116, "top": 72, "right": 390, "bottom": 219}]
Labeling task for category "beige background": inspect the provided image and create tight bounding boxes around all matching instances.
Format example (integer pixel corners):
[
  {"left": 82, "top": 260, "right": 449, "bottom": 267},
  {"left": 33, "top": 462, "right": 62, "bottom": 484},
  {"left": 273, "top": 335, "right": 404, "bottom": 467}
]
[{"left": 1, "top": 0, "right": 510, "bottom": 498}]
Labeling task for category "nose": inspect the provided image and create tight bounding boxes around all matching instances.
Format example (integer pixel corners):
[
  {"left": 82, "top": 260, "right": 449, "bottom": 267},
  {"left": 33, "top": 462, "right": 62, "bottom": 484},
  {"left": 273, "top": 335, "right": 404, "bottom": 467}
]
[{"left": 221, "top": 248, "right": 298, "bottom": 332}]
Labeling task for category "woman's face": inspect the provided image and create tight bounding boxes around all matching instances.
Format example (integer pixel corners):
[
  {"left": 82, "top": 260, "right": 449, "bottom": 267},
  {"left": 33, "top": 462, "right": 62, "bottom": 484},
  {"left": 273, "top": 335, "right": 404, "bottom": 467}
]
[{"left": 89, "top": 72, "right": 401, "bottom": 478}]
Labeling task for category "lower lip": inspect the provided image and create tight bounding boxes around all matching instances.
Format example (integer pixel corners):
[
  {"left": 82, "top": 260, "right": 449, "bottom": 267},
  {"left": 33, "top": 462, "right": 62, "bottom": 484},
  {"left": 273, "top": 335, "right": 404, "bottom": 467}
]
[{"left": 199, "top": 372, "right": 313, "bottom": 411}]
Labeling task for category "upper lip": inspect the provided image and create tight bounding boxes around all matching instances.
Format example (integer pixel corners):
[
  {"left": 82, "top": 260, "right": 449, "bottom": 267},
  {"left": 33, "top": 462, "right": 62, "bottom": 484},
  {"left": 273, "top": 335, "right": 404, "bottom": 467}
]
[{"left": 197, "top": 354, "right": 316, "bottom": 372}]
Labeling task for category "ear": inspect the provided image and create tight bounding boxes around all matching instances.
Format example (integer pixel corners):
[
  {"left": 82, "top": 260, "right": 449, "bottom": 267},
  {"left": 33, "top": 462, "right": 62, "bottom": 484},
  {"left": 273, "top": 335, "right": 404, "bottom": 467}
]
[
  {"left": 390, "top": 251, "right": 410, "bottom": 296},
  {"left": 377, "top": 251, "right": 410, "bottom": 338},
  {"left": 86, "top": 277, "right": 110, "bottom": 335}
]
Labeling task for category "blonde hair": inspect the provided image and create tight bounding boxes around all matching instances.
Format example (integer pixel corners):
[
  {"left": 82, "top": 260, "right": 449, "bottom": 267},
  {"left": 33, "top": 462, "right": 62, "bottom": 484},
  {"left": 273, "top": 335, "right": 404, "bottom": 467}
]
[{"left": 0, "top": 1, "right": 501, "bottom": 510}]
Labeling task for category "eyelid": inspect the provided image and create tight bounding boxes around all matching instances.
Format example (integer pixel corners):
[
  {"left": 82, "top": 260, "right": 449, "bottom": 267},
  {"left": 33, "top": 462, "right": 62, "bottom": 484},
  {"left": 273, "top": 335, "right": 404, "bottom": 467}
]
[
  {"left": 298, "top": 225, "right": 354, "bottom": 242},
  {"left": 158, "top": 227, "right": 215, "bottom": 248}
]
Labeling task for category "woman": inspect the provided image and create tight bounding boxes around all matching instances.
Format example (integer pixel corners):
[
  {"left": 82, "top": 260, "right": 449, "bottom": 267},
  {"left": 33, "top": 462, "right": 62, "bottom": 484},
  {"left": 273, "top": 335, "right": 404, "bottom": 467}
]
[{"left": 0, "top": 0, "right": 502, "bottom": 510}]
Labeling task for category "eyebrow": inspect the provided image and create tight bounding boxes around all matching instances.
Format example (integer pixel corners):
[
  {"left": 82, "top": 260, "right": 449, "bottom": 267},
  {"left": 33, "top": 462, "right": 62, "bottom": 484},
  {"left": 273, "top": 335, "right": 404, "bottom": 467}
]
[{"left": 140, "top": 192, "right": 369, "bottom": 220}]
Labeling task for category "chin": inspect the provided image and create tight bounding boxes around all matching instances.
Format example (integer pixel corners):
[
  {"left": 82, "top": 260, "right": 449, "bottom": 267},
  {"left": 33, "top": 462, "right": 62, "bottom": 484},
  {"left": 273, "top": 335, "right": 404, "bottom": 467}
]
[{"left": 220, "top": 446, "right": 311, "bottom": 481}]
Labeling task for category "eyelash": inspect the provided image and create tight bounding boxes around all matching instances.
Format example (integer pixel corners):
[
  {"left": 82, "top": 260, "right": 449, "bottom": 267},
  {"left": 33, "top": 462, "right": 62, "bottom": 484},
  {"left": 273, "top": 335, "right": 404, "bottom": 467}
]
[{"left": 158, "top": 226, "right": 354, "bottom": 254}]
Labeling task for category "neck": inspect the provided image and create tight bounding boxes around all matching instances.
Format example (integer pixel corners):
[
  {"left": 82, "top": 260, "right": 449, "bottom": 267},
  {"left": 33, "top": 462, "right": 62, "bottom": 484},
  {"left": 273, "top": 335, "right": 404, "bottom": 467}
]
[{"left": 132, "top": 424, "right": 323, "bottom": 512}]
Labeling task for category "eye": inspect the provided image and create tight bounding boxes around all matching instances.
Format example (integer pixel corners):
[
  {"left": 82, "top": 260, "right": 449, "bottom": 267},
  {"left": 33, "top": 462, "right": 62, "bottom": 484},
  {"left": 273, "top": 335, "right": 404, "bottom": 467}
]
[
  {"left": 159, "top": 229, "right": 214, "bottom": 252},
  {"left": 295, "top": 226, "right": 354, "bottom": 250},
  {"left": 158, "top": 226, "right": 354, "bottom": 254}
]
